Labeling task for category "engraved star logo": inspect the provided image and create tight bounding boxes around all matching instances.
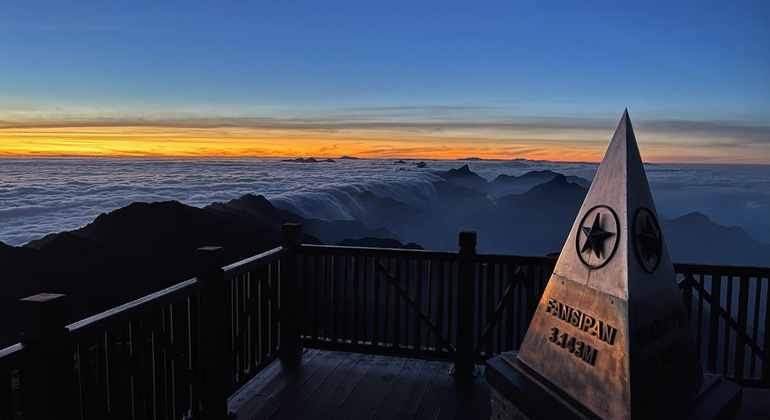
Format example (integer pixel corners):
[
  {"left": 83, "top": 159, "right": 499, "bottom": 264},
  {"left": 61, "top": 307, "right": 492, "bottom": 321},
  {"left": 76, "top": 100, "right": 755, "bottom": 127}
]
[
  {"left": 638, "top": 215, "right": 661, "bottom": 261},
  {"left": 633, "top": 208, "right": 663, "bottom": 272},
  {"left": 580, "top": 213, "right": 616, "bottom": 258}
]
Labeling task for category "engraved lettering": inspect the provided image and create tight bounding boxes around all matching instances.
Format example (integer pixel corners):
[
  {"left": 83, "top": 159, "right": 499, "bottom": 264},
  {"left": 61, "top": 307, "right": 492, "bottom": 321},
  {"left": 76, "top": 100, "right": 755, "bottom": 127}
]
[
  {"left": 544, "top": 296, "right": 617, "bottom": 346},
  {"left": 637, "top": 309, "right": 685, "bottom": 347},
  {"left": 582, "top": 345, "right": 597, "bottom": 365},
  {"left": 647, "top": 340, "right": 684, "bottom": 372},
  {"left": 599, "top": 321, "right": 617, "bottom": 345},
  {"left": 546, "top": 325, "right": 598, "bottom": 366},
  {"left": 546, "top": 298, "right": 558, "bottom": 314},
  {"left": 569, "top": 308, "right": 581, "bottom": 327}
]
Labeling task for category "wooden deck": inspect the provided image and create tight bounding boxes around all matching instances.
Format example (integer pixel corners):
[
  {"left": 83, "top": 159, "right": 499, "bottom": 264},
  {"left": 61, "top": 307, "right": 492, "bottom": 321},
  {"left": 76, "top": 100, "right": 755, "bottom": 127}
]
[{"left": 228, "top": 349, "right": 491, "bottom": 419}]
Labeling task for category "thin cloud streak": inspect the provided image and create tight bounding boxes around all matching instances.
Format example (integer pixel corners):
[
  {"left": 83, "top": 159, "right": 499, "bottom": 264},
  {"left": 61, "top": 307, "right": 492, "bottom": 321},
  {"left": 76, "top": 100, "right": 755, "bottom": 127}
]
[{"left": 0, "top": 113, "right": 767, "bottom": 163}]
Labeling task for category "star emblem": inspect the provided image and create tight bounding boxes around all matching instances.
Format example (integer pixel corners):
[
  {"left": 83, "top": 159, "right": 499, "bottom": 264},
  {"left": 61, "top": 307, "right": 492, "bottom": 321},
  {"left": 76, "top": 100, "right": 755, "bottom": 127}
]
[
  {"left": 575, "top": 205, "right": 619, "bottom": 269},
  {"left": 633, "top": 208, "right": 662, "bottom": 272},
  {"left": 580, "top": 213, "right": 615, "bottom": 258}
]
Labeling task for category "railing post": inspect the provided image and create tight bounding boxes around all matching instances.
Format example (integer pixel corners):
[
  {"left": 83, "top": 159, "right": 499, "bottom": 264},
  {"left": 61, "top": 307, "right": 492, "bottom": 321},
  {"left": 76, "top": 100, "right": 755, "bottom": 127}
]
[
  {"left": 278, "top": 223, "right": 303, "bottom": 358},
  {"left": 196, "top": 246, "right": 230, "bottom": 419},
  {"left": 454, "top": 231, "right": 477, "bottom": 378},
  {"left": 18, "top": 293, "right": 76, "bottom": 420}
]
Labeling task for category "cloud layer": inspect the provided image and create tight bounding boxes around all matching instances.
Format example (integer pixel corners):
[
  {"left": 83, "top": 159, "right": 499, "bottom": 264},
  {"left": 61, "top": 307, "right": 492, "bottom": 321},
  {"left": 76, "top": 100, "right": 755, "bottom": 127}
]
[{"left": 1, "top": 157, "right": 768, "bottom": 247}]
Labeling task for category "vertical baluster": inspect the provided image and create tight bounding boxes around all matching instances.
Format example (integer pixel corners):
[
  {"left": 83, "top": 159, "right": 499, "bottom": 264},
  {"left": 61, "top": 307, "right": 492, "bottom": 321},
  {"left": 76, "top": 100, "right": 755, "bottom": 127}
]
[
  {"left": 505, "top": 264, "right": 515, "bottom": 350},
  {"left": 735, "top": 275, "right": 749, "bottom": 382},
  {"left": 722, "top": 274, "right": 734, "bottom": 375},
  {"left": 343, "top": 255, "right": 350, "bottom": 342},
  {"left": 495, "top": 263, "right": 503, "bottom": 354},
  {"left": 762, "top": 274, "right": 770, "bottom": 383},
  {"left": 77, "top": 338, "right": 98, "bottom": 419},
  {"left": 188, "top": 293, "right": 201, "bottom": 417},
  {"left": 372, "top": 256, "right": 380, "bottom": 349},
  {"left": 400, "top": 257, "right": 409, "bottom": 347},
  {"left": 414, "top": 259, "right": 423, "bottom": 351},
  {"left": 383, "top": 258, "right": 391, "bottom": 345},
  {"left": 750, "top": 276, "right": 762, "bottom": 377},
  {"left": 695, "top": 273, "right": 705, "bottom": 358},
  {"left": 682, "top": 274, "right": 693, "bottom": 321},
  {"left": 171, "top": 300, "right": 190, "bottom": 419},
  {"left": 393, "top": 258, "right": 402, "bottom": 349},
  {"left": 486, "top": 262, "right": 495, "bottom": 356},
  {"left": 425, "top": 259, "right": 434, "bottom": 351},
  {"left": 259, "top": 268, "right": 270, "bottom": 362},
  {"left": 310, "top": 254, "right": 319, "bottom": 346},
  {"left": 331, "top": 254, "right": 339, "bottom": 343},
  {"left": 707, "top": 272, "right": 721, "bottom": 373},
  {"left": 104, "top": 328, "right": 121, "bottom": 417},
  {"left": 271, "top": 262, "right": 280, "bottom": 355},
  {"left": 353, "top": 256, "right": 360, "bottom": 344},
  {"left": 233, "top": 273, "right": 242, "bottom": 380},
  {"left": 0, "top": 362, "right": 14, "bottom": 420},
  {"left": 436, "top": 260, "right": 445, "bottom": 355}
]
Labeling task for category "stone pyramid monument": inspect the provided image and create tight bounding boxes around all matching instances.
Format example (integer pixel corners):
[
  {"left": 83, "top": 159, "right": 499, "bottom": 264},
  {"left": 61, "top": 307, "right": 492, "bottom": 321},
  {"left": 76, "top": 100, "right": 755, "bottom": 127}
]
[{"left": 486, "top": 110, "right": 741, "bottom": 419}]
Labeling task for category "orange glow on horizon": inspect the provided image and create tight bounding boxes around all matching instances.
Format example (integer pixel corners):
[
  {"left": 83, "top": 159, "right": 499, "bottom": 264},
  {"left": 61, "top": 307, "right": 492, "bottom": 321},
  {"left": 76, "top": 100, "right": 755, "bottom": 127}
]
[{"left": 0, "top": 124, "right": 765, "bottom": 164}]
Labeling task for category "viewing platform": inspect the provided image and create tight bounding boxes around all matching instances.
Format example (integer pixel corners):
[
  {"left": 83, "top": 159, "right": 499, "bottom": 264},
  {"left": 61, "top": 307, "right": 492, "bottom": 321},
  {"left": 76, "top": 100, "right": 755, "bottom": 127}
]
[{"left": 1, "top": 224, "right": 769, "bottom": 419}]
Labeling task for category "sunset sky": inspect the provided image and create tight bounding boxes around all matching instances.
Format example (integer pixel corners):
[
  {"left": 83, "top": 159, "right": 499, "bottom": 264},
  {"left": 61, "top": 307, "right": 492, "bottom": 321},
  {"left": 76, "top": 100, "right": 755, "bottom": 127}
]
[{"left": 1, "top": 1, "right": 768, "bottom": 162}]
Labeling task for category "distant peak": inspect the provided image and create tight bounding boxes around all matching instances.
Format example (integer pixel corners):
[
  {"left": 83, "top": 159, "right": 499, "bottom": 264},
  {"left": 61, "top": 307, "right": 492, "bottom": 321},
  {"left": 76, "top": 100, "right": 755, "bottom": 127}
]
[
  {"left": 547, "top": 174, "right": 568, "bottom": 184},
  {"left": 678, "top": 211, "right": 711, "bottom": 223}
]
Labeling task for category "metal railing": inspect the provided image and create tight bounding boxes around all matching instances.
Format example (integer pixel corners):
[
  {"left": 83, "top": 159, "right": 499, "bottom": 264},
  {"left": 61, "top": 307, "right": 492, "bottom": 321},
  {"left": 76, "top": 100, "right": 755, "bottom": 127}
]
[{"left": 0, "top": 224, "right": 768, "bottom": 419}]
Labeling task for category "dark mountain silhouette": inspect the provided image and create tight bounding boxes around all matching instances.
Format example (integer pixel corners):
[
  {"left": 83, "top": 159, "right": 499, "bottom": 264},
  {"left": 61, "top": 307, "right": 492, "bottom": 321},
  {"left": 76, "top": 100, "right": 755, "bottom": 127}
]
[
  {"left": 487, "top": 170, "right": 590, "bottom": 196},
  {"left": 350, "top": 191, "right": 453, "bottom": 250},
  {"left": 440, "top": 164, "right": 489, "bottom": 191},
  {"left": 482, "top": 174, "right": 588, "bottom": 254},
  {"left": 663, "top": 212, "right": 770, "bottom": 266},
  {"left": 0, "top": 196, "right": 428, "bottom": 345},
  {"left": 336, "top": 237, "right": 423, "bottom": 249},
  {"left": 206, "top": 193, "right": 397, "bottom": 245},
  {"left": 6, "top": 201, "right": 285, "bottom": 347}
]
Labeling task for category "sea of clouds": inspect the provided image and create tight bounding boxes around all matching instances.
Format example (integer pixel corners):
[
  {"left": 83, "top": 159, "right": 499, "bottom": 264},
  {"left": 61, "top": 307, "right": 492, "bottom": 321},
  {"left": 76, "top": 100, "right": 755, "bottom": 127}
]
[{"left": 1, "top": 157, "right": 768, "bottom": 247}]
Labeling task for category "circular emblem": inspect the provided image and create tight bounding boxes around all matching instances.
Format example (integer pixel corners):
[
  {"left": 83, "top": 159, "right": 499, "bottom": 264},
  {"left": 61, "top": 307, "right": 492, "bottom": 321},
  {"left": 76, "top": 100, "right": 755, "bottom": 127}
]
[
  {"left": 633, "top": 207, "right": 662, "bottom": 272},
  {"left": 575, "top": 205, "right": 619, "bottom": 269}
]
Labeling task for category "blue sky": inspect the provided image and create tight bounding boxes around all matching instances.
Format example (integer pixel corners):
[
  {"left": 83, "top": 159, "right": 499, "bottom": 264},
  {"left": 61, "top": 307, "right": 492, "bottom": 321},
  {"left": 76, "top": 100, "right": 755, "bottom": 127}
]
[{"left": 1, "top": 1, "right": 768, "bottom": 161}]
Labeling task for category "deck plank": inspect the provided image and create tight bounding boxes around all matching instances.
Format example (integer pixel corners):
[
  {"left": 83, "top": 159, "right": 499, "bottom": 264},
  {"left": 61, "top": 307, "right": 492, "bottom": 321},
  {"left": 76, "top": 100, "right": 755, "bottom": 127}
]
[
  {"left": 350, "top": 356, "right": 408, "bottom": 419},
  {"left": 289, "top": 352, "right": 365, "bottom": 418},
  {"left": 228, "top": 348, "right": 322, "bottom": 415},
  {"left": 231, "top": 351, "right": 490, "bottom": 420},
  {"left": 313, "top": 353, "right": 380, "bottom": 419},
  {"left": 239, "top": 349, "right": 335, "bottom": 417},
  {"left": 266, "top": 351, "right": 348, "bottom": 419},
  {"left": 373, "top": 357, "right": 424, "bottom": 420},
  {"left": 330, "top": 355, "right": 394, "bottom": 420},
  {"left": 394, "top": 359, "right": 439, "bottom": 419},
  {"left": 436, "top": 366, "right": 490, "bottom": 420},
  {"left": 413, "top": 360, "right": 452, "bottom": 420}
]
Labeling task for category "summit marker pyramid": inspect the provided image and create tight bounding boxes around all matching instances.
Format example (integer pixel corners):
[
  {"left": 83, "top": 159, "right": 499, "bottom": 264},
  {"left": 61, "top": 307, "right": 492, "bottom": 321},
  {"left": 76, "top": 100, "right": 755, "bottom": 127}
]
[{"left": 505, "top": 110, "right": 739, "bottom": 418}]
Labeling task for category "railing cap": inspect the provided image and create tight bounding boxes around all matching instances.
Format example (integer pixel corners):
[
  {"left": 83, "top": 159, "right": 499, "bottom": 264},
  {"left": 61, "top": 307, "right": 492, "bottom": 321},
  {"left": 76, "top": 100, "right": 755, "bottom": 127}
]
[
  {"left": 282, "top": 223, "right": 302, "bottom": 248},
  {"left": 19, "top": 293, "right": 68, "bottom": 341},
  {"left": 195, "top": 246, "right": 225, "bottom": 278},
  {"left": 459, "top": 231, "right": 477, "bottom": 254}
]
